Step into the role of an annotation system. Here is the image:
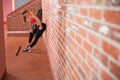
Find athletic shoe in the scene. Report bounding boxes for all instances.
[25,44,30,49]
[23,48,31,52]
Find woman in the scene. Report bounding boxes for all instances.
[22,9,46,52]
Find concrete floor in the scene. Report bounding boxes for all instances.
[3,24,53,80]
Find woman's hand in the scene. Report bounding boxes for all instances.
[30,29,33,33]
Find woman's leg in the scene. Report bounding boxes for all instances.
[23,30,40,52]
[28,32,34,43]
[23,32,34,52]
[30,23,46,48]
[23,23,46,52]
[28,25,39,43]
[30,29,44,48]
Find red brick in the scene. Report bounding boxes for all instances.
[86,0,93,5]
[79,47,86,59]
[64,19,72,27]
[83,18,92,28]
[102,40,119,61]
[78,27,87,38]
[91,72,98,80]
[76,0,83,4]
[111,28,120,43]
[75,16,83,25]
[71,41,77,50]
[77,0,92,5]
[104,10,120,25]
[66,0,75,4]
[93,0,105,5]
[88,32,101,47]
[92,22,101,32]
[58,10,62,16]
[110,61,120,79]
[81,61,91,76]
[69,13,76,21]
[89,8,102,20]
[72,71,81,80]
[92,22,111,37]
[80,8,88,16]
[71,55,78,67]
[87,55,99,71]
[61,5,67,11]
[70,30,75,38]
[76,34,82,45]
[58,0,64,4]
[100,68,114,80]
[78,66,86,79]
[83,40,92,53]
[94,49,108,67]
[105,0,120,6]
[85,76,89,80]
[69,45,75,54]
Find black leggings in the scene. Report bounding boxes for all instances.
[28,27,38,43]
[29,23,46,48]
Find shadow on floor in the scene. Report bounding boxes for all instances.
[2,73,18,80]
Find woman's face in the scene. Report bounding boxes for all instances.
[24,12,31,18]
[23,12,31,23]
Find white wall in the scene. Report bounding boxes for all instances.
[0,0,6,79]
[3,0,12,21]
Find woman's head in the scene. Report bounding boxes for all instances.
[22,9,28,15]
[21,9,31,22]
[22,9,31,17]
[21,9,28,22]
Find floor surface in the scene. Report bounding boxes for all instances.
[3,24,53,80]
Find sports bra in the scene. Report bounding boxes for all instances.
[30,18,36,23]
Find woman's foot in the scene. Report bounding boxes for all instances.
[23,46,31,52]
[23,48,31,52]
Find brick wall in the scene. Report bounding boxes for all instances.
[42,0,120,80]
[7,0,42,31]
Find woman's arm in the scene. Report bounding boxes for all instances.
[28,20,33,33]
[27,10,42,28]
